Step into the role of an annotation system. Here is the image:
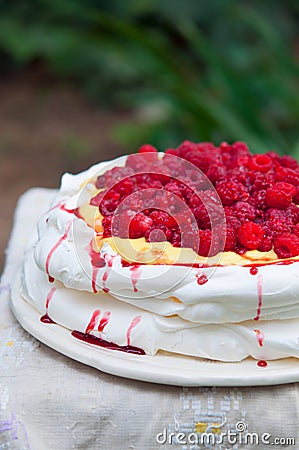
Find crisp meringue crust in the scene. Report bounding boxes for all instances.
[20,158,299,361]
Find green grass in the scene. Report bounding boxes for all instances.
[0,0,299,155]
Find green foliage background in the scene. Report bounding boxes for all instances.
[1,0,299,155]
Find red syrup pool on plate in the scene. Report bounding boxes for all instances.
[71,331,146,355]
[40,314,56,324]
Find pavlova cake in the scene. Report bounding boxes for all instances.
[20,141,299,363]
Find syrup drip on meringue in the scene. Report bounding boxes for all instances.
[254,329,264,347]
[126,315,142,346]
[85,309,101,334]
[257,360,268,368]
[45,219,72,279]
[101,254,116,293]
[196,273,208,285]
[98,311,111,332]
[91,266,99,294]
[87,239,106,293]
[254,274,263,321]
[129,265,142,292]
[250,266,258,275]
[40,287,56,324]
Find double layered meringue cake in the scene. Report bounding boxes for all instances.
[21,141,299,362]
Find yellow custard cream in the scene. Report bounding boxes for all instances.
[80,187,295,266]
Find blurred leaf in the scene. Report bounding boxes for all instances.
[0,1,299,154]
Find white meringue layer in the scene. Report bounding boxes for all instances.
[21,244,299,361]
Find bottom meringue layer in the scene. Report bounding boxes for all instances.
[21,244,299,362]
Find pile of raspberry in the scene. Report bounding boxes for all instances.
[91,141,299,259]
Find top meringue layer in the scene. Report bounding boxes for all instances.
[30,158,299,324]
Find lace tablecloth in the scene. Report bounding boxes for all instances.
[0,188,298,450]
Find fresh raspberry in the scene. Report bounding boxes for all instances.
[90,190,105,207]
[149,210,177,228]
[164,148,179,156]
[279,155,299,169]
[171,230,181,247]
[113,177,135,196]
[193,204,211,229]
[273,233,299,258]
[114,210,135,237]
[235,244,247,255]
[164,181,185,199]
[206,164,226,183]
[193,191,224,229]
[216,181,249,206]
[293,191,299,205]
[224,227,237,251]
[129,213,153,239]
[178,141,217,173]
[137,180,163,193]
[99,190,121,215]
[294,223,299,237]
[230,166,250,186]
[198,229,221,257]
[95,140,299,259]
[181,228,199,252]
[247,154,273,173]
[102,216,112,237]
[187,193,202,208]
[274,166,299,186]
[286,205,299,224]
[265,215,293,239]
[237,221,265,249]
[138,144,158,154]
[265,151,281,166]
[149,164,172,184]
[151,190,177,210]
[145,224,173,242]
[233,202,256,223]
[257,232,273,252]
[249,172,275,192]
[231,141,250,156]
[249,190,267,210]
[225,214,241,230]
[95,175,107,189]
[96,166,134,189]
[265,182,297,209]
